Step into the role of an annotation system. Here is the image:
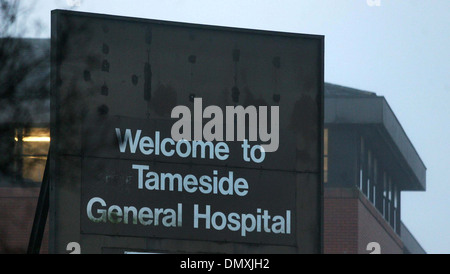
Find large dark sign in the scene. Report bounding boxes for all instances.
[50,10,323,253]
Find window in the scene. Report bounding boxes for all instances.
[383,172,387,219]
[393,185,398,232]
[387,177,392,223]
[372,158,377,205]
[367,149,372,199]
[13,127,50,184]
[359,136,364,191]
[356,136,400,233]
[379,170,401,232]
[323,128,328,183]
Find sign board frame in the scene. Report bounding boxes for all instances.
[50,9,324,254]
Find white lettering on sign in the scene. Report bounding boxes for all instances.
[85,98,295,241]
[115,129,230,160]
[132,164,248,196]
[87,197,183,227]
[85,197,291,237]
[193,204,291,237]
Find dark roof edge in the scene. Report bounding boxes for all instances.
[325,82,377,98]
[381,98,426,190]
[381,96,427,171]
[401,222,427,254]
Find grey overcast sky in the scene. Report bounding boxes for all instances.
[24,0,449,253]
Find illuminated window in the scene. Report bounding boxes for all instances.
[323,128,328,183]
[14,127,50,184]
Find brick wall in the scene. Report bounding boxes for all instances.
[324,188,359,254]
[357,195,403,254]
[0,187,49,254]
[324,187,403,254]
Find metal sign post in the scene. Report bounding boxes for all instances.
[27,151,50,254]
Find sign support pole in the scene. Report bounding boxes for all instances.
[27,150,50,254]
